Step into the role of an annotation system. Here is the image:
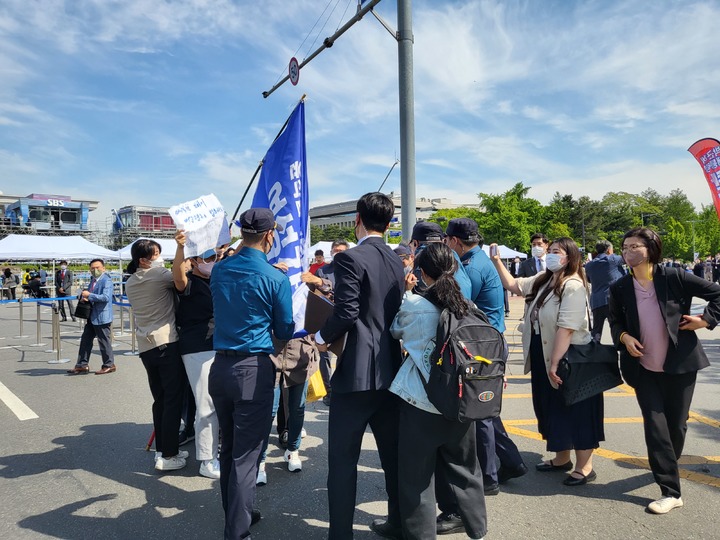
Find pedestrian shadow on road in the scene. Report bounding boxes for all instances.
[0,422,228,540]
[501,451,655,507]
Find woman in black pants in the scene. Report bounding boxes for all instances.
[390,243,486,540]
[609,227,720,514]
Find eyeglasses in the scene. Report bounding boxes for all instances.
[621,244,646,252]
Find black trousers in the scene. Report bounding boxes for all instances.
[140,342,186,459]
[476,416,525,485]
[76,322,114,368]
[319,351,333,397]
[635,366,697,498]
[209,353,275,540]
[327,390,400,540]
[591,305,609,341]
[399,402,487,540]
[57,293,75,320]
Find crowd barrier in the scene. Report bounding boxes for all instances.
[0,296,138,360]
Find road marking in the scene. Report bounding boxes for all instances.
[690,411,720,429]
[504,392,633,399]
[0,380,38,420]
[505,419,720,489]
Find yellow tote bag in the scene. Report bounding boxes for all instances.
[306,369,327,402]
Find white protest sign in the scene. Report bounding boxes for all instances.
[169,193,231,258]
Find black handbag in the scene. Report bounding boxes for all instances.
[619,355,640,388]
[557,340,622,405]
[74,301,92,320]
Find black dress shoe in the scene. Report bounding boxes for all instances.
[563,469,597,486]
[61,317,67,322]
[498,463,529,484]
[536,459,573,472]
[250,509,262,526]
[437,512,465,535]
[369,518,402,539]
[484,482,500,495]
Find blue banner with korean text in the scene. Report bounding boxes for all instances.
[251,101,309,292]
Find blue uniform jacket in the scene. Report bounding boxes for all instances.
[211,246,294,354]
[460,246,505,332]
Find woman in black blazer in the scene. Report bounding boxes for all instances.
[609,227,720,515]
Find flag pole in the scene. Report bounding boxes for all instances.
[230,95,307,224]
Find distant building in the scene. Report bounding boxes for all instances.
[310,191,478,230]
[110,205,176,249]
[0,193,98,238]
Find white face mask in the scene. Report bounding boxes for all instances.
[150,257,165,269]
[403,265,412,276]
[531,245,546,258]
[60,265,67,270]
[197,261,215,277]
[545,253,566,272]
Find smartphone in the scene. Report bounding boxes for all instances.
[489,245,498,257]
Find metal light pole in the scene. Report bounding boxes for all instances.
[397,0,416,241]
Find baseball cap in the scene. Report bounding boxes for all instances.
[445,218,481,242]
[198,248,218,260]
[394,244,412,256]
[236,208,284,234]
[411,221,444,243]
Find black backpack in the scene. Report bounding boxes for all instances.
[424,304,506,422]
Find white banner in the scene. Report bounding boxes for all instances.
[169,193,230,258]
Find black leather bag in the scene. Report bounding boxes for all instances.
[74,301,92,320]
[619,355,640,388]
[557,341,622,405]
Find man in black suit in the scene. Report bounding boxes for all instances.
[55,260,76,322]
[315,193,405,540]
[517,232,549,278]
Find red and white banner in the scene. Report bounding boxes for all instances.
[688,138,720,220]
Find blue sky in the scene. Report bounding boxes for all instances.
[1,0,719,227]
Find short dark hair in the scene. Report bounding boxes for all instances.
[331,239,350,251]
[242,231,268,246]
[530,233,549,245]
[59,260,68,265]
[89,259,104,266]
[314,250,324,257]
[622,227,662,265]
[595,240,612,254]
[357,192,394,233]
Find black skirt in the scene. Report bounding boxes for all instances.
[530,333,605,452]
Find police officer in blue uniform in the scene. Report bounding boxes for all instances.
[209,208,294,540]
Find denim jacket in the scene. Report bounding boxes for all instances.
[389,292,441,415]
[85,273,114,325]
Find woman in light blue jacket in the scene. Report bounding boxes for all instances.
[390,243,486,540]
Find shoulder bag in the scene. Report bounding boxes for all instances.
[556,287,622,405]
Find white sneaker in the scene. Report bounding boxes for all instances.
[199,458,221,479]
[284,449,302,472]
[155,455,187,471]
[301,427,307,438]
[256,462,267,486]
[647,496,683,514]
[155,450,189,461]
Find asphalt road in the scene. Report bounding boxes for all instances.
[0,295,718,540]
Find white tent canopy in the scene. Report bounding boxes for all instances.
[117,237,178,261]
[481,245,527,259]
[0,234,119,260]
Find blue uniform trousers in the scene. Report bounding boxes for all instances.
[209,353,275,540]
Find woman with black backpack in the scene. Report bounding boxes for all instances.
[389,242,486,540]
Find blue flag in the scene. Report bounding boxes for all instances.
[251,101,309,292]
